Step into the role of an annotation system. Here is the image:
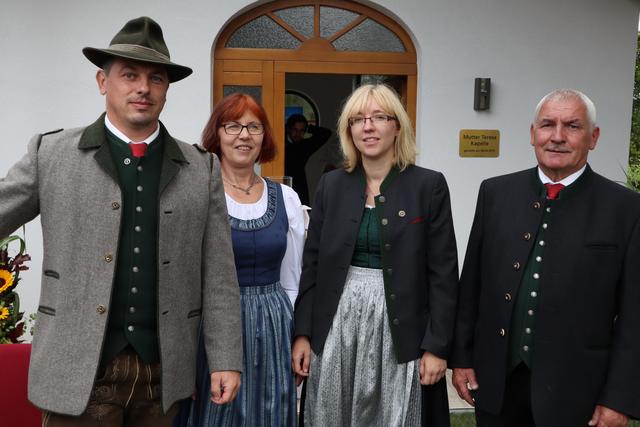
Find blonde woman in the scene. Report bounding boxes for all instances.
[292,84,458,426]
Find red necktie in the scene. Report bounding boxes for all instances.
[130,143,147,158]
[544,183,564,200]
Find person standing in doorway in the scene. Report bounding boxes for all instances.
[284,113,332,206]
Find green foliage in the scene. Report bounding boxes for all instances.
[627,163,640,192]
[0,235,31,343]
[450,411,476,426]
[630,33,640,167]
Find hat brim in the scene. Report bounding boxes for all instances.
[83,47,192,83]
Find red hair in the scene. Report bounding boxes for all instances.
[202,93,276,163]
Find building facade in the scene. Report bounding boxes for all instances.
[1,0,638,316]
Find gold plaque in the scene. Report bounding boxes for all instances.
[459,129,500,157]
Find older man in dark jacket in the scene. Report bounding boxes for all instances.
[451,89,640,427]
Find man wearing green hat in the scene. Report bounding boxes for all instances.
[0,17,241,426]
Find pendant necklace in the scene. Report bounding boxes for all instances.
[223,174,258,195]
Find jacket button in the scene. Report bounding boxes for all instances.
[513,261,521,270]
[104,253,113,262]
[504,293,512,301]
[384,243,391,251]
[386,268,393,276]
[390,293,396,300]
[523,232,531,241]
[533,202,541,209]
[96,305,106,314]
[381,218,388,226]
[378,195,386,203]
[111,202,120,210]
[499,328,506,337]
[398,210,406,217]
[393,318,400,325]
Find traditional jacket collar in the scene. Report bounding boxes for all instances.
[78,113,189,192]
[355,164,401,191]
[529,163,593,200]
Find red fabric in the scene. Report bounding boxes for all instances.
[544,183,565,200]
[0,344,42,426]
[129,142,148,158]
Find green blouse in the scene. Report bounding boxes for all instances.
[350,206,383,269]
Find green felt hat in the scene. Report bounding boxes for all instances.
[82,16,192,82]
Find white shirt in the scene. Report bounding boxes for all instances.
[104,115,160,144]
[538,165,586,187]
[224,178,305,306]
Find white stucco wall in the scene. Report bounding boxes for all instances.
[1,0,638,322]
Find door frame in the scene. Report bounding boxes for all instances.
[212,1,417,176]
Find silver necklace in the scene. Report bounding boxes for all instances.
[223,175,258,195]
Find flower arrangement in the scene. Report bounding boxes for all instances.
[0,235,31,344]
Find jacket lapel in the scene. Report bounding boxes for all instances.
[344,166,367,229]
[78,113,118,182]
[158,123,189,195]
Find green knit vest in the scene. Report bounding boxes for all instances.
[101,130,164,366]
[507,195,553,371]
[506,176,582,371]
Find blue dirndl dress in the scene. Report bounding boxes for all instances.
[187,179,297,427]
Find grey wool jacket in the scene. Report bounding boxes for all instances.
[0,115,242,415]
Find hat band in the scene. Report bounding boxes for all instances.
[108,44,170,61]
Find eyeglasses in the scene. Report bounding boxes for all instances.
[222,123,264,135]
[348,114,396,127]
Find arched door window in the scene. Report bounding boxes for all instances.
[213,0,417,176]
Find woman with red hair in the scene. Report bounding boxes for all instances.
[186,93,303,427]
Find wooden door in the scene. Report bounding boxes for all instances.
[213,1,417,176]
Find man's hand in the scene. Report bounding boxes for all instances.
[588,405,628,427]
[292,336,311,386]
[452,368,479,406]
[210,371,241,404]
[419,352,447,385]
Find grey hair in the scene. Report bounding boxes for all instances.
[534,89,597,128]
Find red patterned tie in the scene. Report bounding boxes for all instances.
[130,143,147,158]
[544,183,564,200]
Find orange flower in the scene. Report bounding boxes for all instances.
[0,306,9,321]
[0,269,14,294]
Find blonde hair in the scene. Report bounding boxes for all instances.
[337,84,417,172]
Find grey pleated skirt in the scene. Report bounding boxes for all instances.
[304,266,422,426]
